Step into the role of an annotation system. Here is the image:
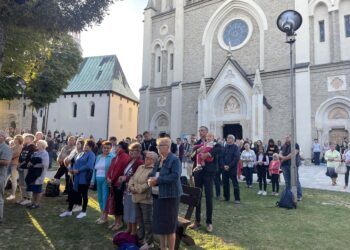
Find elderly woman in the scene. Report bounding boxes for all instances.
[60,140,96,219]
[106,141,131,231]
[129,151,157,250]
[119,143,144,235]
[6,135,23,201]
[241,141,256,188]
[25,140,49,209]
[148,137,182,250]
[90,141,114,224]
[62,138,84,213]
[325,142,341,186]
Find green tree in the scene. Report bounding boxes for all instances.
[26,34,82,109]
[0,0,113,72]
[0,25,82,109]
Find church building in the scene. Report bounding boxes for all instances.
[139,0,350,158]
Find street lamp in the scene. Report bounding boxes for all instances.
[276,10,302,200]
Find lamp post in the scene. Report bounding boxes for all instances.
[276,10,302,200]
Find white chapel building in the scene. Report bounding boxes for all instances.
[139,0,350,158]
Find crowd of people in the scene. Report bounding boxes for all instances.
[0,127,350,250]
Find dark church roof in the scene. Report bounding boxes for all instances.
[65,55,138,102]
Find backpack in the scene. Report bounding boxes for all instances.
[118,243,139,250]
[113,232,137,246]
[45,182,60,197]
[276,189,296,209]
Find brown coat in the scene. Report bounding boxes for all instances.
[128,164,154,205]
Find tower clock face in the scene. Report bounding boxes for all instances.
[223,19,249,47]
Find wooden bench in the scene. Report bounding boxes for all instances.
[175,184,202,250]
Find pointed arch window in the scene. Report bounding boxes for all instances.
[72,102,77,118]
[22,103,26,117]
[90,102,95,117]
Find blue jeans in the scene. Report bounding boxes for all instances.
[96,177,109,211]
[281,165,302,199]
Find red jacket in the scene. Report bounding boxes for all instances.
[269,160,281,175]
[107,150,131,187]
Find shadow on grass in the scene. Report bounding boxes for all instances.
[2,182,350,249]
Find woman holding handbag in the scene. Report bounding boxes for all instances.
[324,142,341,186]
[119,143,144,235]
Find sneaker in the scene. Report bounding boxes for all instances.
[206,224,213,233]
[20,199,32,206]
[140,243,154,250]
[189,222,201,230]
[274,193,279,196]
[6,195,16,201]
[271,192,276,196]
[262,191,267,196]
[76,212,87,219]
[72,205,82,213]
[16,199,25,205]
[257,190,263,195]
[344,185,348,189]
[59,211,72,217]
[297,197,302,202]
[234,200,241,204]
[27,204,39,209]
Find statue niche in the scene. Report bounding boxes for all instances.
[224,96,240,114]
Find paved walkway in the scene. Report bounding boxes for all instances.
[297,164,350,193]
[46,164,350,193]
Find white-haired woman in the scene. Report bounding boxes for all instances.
[148,137,182,250]
[26,140,49,209]
[128,151,158,250]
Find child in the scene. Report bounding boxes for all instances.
[193,133,215,172]
[269,153,281,196]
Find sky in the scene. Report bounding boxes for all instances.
[80,0,148,98]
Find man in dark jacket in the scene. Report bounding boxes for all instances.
[141,131,158,158]
[222,134,241,203]
[190,126,222,233]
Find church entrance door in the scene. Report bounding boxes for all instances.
[223,124,243,140]
[329,129,349,145]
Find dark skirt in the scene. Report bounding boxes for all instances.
[326,167,338,178]
[152,196,180,235]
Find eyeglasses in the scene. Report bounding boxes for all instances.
[145,156,153,160]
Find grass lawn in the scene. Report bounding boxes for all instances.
[1,180,350,250]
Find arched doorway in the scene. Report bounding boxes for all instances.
[315,97,350,144]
